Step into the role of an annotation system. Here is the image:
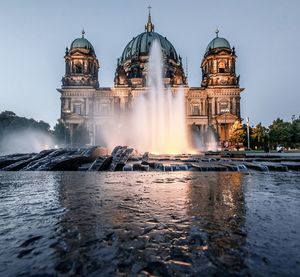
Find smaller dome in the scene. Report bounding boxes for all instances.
[205,33,231,54]
[70,31,95,54]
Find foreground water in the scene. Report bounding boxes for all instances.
[0,172,299,276]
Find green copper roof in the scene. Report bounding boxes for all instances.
[205,37,231,53]
[120,31,178,63]
[120,9,179,63]
[70,35,95,54]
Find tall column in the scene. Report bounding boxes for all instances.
[237,97,241,118]
[92,95,96,145]
[213,60,217,74]
[208,98,212,125]
[215,121,219,138]
[120,94,127,111]
[84,98,87,115]
[186,99,190,116]
[86,98,90,115]
[232,97,236,115]
[69,99,73,112]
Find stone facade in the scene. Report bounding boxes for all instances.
[58,15,244,147]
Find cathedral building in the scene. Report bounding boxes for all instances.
[57,11,244,148]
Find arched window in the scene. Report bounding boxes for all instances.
[100,104,110,116]
[219,101,230,114]
[218,61,226,73]
[75,62,83,74]
[192,105,200,116]
[74,104,82,115]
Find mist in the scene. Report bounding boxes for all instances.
[95,41,191,154]
[0,129,55,155]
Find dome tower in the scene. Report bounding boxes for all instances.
[201,29,239,88]
[114,9,186,87]
[196,29,244,147]
[62,30,99,88]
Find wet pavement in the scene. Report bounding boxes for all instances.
[0,171,299,276]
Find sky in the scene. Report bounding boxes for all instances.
[0,0,299,128]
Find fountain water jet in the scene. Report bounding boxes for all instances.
[128,40,190,154]
[191,125,219,152]
[100,41,220,154]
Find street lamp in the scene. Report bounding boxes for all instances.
[62,109,71,147]
[246,117,250,150]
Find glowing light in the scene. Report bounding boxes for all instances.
[97,41,217,154]
[121,40,191,154]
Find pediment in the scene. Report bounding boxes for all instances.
[216,113,238,122]
[218,50,231,55]
[65,112,83,120]
[69,51,89,58]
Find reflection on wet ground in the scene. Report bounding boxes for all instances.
[0,172,299,276]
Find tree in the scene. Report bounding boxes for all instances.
[0,111,50,134]
[269,118,292,148]
[251,123,268,149]
[0,110,54,153]
[229,120,246,150]
[290,119,300,148]
[0,111,17,141]
[36,120,51,132]
[72,124,90,147]
[53,120,69,146]
[0,111,16,118]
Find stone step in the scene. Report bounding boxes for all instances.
[280,162,300,171]
[242,162,269,172]
[261,163,288,171]
[191,163,228,172]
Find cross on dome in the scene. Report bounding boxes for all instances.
[145,6,154,32]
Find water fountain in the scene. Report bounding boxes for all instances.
[128,40,190,154]
[99,40,190,154]
[100,40,219,154]
[191,125,219,152]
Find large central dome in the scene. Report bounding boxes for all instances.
[120,10,179,63]
[121,31,179,63]
[115,10,186,87]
